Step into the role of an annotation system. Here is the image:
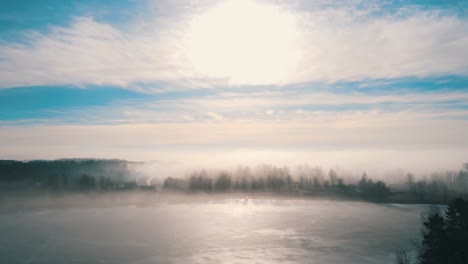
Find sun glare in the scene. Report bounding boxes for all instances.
[185,0,300,85]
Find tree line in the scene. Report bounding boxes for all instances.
[0,159,140,191]
[1,160,467,204]
[164,166,391,202]
[405,170,468,204]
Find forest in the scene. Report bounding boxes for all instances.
[1,159,467,204]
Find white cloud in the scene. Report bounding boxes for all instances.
[12,90,465,125]
[293,10,468,82]
[0,17,199,88]
[0,1,467,88]
[136,90,468,122]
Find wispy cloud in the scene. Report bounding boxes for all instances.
[2,87,467,124]
[83,90,468,123]
[1,1,468,89]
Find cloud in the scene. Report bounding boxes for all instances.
[0,1,467,89]
[293,10,468,82]
[3,88,465,125]
[118,90,468,123]
[0,17,197,88]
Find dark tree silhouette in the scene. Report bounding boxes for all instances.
[214,172,232,192]
[444,198,468,264]
[78,174,96,190]
[419,211,447,264]
[416,198,468,264]
[357,172,390,201]
[397,198,468,264]
[164,177,186,191]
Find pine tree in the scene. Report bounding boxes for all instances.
[445,198,466,232]
[399,198,468,264]
[444,198,468,264]
[419,211,447,264]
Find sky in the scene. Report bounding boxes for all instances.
[1,0,467,174]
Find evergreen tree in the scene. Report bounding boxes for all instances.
[444,198,468,264]
[418,198,468,264]
[419,211,447,264]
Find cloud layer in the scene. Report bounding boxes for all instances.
[1,1,468,89]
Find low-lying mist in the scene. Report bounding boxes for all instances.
[1,159,467,208]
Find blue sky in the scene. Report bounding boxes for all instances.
[0,0,467,172]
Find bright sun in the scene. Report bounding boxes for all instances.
[185,0,300,85]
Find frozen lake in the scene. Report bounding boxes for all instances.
[0,198,433,264]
